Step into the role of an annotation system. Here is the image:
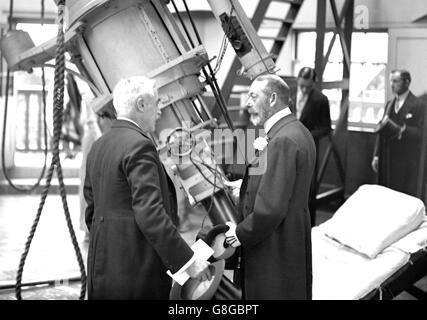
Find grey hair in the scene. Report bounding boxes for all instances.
[112,76,157,116]
[254,74,291,106]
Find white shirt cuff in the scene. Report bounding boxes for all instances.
[166,239,213,285]
[225,222,242,247]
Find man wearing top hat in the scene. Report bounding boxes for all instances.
[224,74,316,299]
[372,69,426,197]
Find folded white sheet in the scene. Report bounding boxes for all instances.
[312,227,410,300]
[321,185,425,258]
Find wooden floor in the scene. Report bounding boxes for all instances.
[0,193,425,300]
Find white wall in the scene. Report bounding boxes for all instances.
[293,0,427,29]
[387,28,427,98]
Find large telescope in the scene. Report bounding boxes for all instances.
[0,0,276,226]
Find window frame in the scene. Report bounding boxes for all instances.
[293,28,389,132]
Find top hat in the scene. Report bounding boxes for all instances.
[204,224,236,261]
[170,260,225,300]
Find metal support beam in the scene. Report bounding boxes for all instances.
[312,0,354,224]
[321,0,351,76]
[334,0,353,134]
[329,0,351,72]
[314,0,326,83]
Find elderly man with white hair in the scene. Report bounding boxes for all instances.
[84,76,210,300]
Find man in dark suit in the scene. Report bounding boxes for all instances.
[84,76,211,299]
[294,67,331,139]
[225,74,316,299]
[372,69,426,197]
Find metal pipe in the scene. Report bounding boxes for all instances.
[204,189,238,225]
[0,277,81,291]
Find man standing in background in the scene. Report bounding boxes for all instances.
[294,67,331,139]
[372,69,426,198]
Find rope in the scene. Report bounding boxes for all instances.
[1,70,46,192]
[0,69,49,193]
[43,63,101,96]
[0,0,48,192]
[15,1,86,300]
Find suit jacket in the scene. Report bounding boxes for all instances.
[236,113,316,300]
[84,119,193,299]
[292,88,331,139]
[373,92,425,197]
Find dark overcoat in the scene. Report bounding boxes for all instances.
[84,119,193,299]
[236,113,316,300]
[373,92,425,197]
[292,88,331,139]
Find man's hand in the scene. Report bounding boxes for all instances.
[225,222,241,248]
[372,156,379,173]
[398,123,406,140]
[186,258,212,282]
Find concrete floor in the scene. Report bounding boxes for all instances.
[0,192,425,300]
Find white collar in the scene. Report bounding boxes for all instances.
[264,107,292,134]
[397,90,410,102]
[116,116,141,129]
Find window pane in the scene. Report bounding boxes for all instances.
[28,93,40,150]
[349,63,386,126]
[325,32,343,62]
[322,89,342,123]
[15,93,27,151]
[294,31,388,131]
[365,33,388,63]
[323,62,343,82]
[296,32,316,64]
[14,23,56,153]
[351,32,366,63]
